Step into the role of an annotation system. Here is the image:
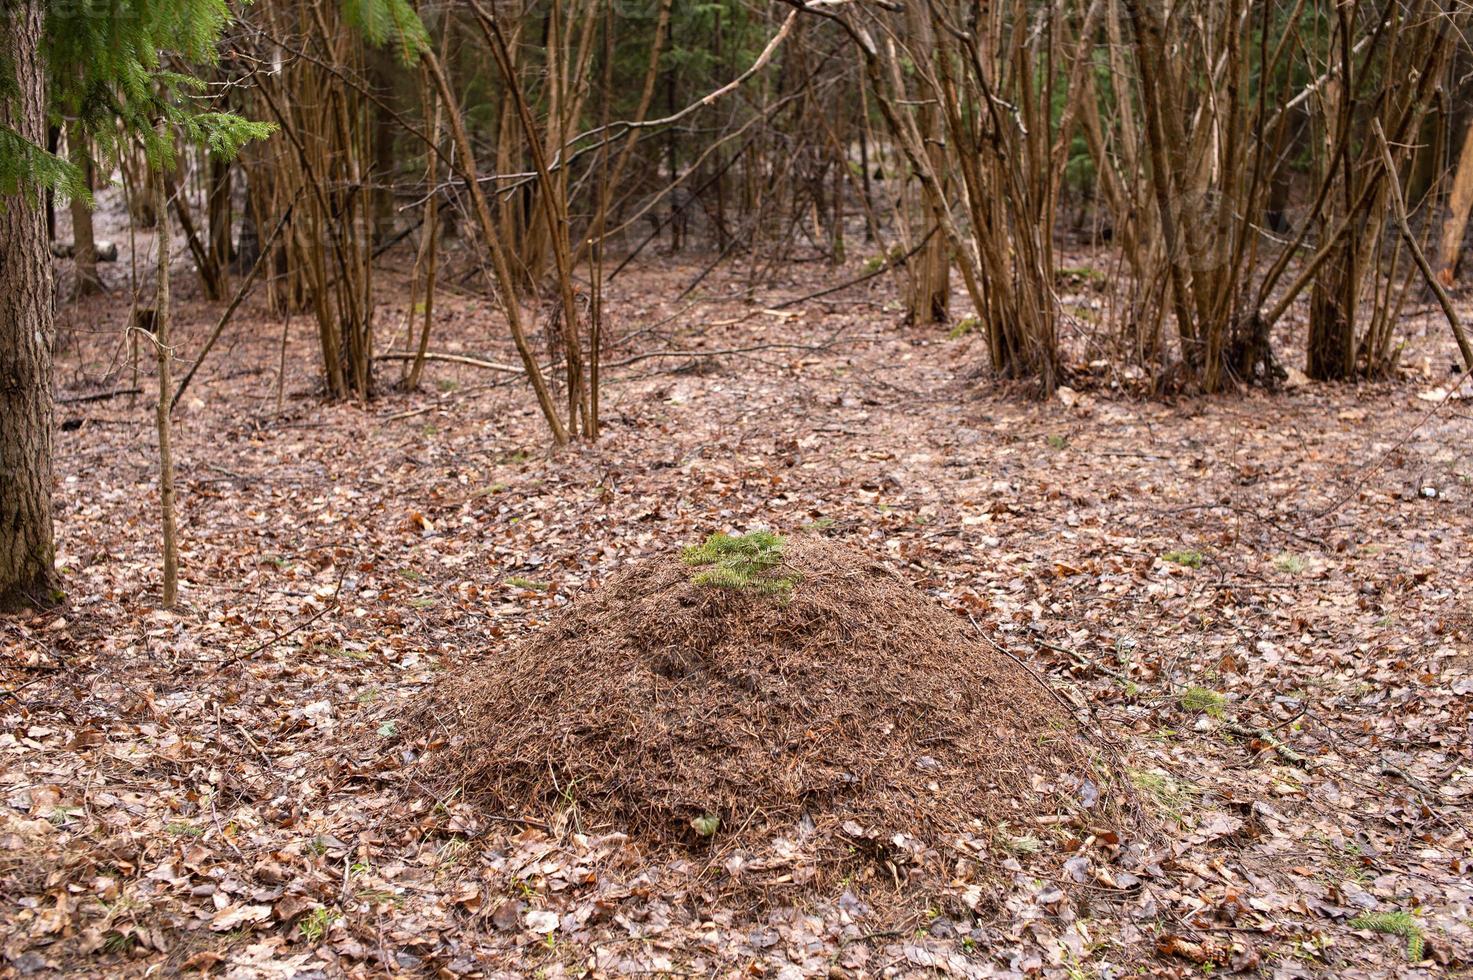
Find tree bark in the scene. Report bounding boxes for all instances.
[0,0,61,610]
[154,159,179,607]
[67,121,101,296]
[207,153,234,277]
[904,226,950,325]
[1307,251,1356,379]
[1437,120,1473,285]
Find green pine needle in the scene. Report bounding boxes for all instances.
[1351,911,1425,962]
[1179,686,1227,717]
[683,531,798,597]
[2,0,280,197]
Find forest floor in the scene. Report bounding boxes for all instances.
[3,235,1473,978]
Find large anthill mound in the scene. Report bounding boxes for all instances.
[410,533,1101,848]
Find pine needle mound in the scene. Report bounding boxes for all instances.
[411,534,1099,849]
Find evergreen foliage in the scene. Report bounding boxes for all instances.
[2,0,427,199]
[1178,686,1227,717]
[342,0,429,64]
[0,126,85,199]
[683,531,798,596]
[1350,911,1426,962]
[0,0,270,198]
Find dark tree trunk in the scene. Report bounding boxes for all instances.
[0,0,61,609]
[1307,249,1357,380]
[44,123,58,242]
[368,47,398,244]
[904,228,950,325]
[207,153,234,273]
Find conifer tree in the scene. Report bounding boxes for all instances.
[1,0,55,609]
[0,0,272,607]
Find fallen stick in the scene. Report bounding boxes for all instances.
[600,323,853,370]
[374,350,526,373]
[57,387,141,404]
[768,225,938,310]
[1224,724,1314,768]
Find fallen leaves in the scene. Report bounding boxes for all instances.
[4,253,1471,977]
[209,904,272,932]
[522,909,559,935]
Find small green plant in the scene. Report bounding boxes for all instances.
[377,721,398,738]
[437,837,470,865]
[1331,839,1372,884]
[1179,686,1227,717]
[1350,911,1425,962]
[690,813,720,837]
[1129,769,1198,820]
[1163,549,1205,568]
[682,531,798,596]
[1056,265,1106,284]
[1046,433,1069,450]
[506,576,550,591]
[948,316,980,339]
[355,888,402,908]
[298,906,339,943]
[47,805,82,826]
[1274,552,1307,574]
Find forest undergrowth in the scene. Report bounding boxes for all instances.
[2,232,1472,977]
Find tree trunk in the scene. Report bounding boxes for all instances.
[67,122,101,296]
[0,0,60,610]
[1437,120,1473,285]
[163,167,226,301]
[1307,249,1357,379]
[904,227,950,325]
[154,159,179,607]
[207,153,234,275]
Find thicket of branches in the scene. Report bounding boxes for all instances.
[8,0,1473,609]
[64,0,1473,425]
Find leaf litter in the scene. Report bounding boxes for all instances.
[2,250,1472,976]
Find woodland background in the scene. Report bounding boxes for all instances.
[2,0,1473,976]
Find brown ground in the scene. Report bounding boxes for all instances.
[1,211,1472,977]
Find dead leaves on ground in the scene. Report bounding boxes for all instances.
[4,257,1472,976]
